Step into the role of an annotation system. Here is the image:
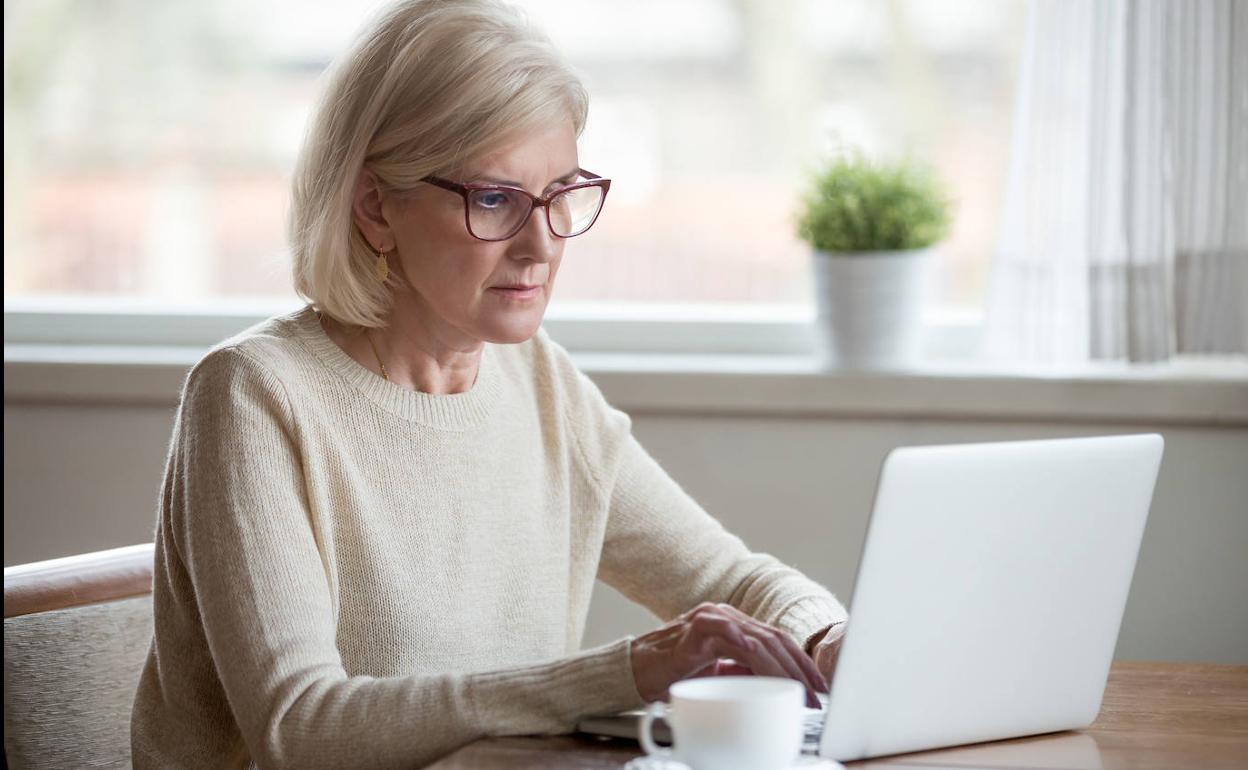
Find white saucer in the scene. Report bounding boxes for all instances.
[793,759,847,769]
[622,756,846,770]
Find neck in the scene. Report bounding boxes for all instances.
[321,308,483,395]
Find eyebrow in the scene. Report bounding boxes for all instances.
[468,168,580,190]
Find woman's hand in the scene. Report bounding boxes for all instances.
[629,602,829,708]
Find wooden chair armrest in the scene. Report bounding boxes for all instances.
[4,543,154,619]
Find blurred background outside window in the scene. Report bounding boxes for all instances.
[4,0,1026,320]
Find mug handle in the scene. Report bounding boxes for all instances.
[639,701,673,759]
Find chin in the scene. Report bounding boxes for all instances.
[484,312,544,344]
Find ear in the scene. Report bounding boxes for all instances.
[351,168,392,252]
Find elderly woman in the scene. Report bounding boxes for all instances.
[130,0,847,767]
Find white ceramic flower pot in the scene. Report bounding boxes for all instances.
[811,247,933,370]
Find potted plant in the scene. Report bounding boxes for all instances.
[796,149,953,369]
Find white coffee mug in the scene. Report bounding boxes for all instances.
[639,676,805,770]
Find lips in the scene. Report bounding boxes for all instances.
[494,285,540,290]
[488,284,542,300]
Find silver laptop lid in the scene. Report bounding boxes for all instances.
[821,434,1163,761]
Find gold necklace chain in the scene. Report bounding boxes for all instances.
[365,328,389,381]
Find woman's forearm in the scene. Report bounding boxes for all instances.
[222,638,643,770]
[134,636,644,770]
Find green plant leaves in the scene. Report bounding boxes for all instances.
[796,150,953,253]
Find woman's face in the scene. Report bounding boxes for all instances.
[380,119,579,347]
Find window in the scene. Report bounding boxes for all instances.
[5,0,1025,323]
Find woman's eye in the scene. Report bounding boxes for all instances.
[475,192,510,209]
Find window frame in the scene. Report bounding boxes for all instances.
[2,299,984,359]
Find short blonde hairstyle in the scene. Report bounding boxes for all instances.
[289,0,590,328]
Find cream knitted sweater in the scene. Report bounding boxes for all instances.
[129,304,848,769]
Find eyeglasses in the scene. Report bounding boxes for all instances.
[422,168,611,242]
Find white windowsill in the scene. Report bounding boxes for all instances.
[5,343,1246,427]
[5,299,1245,425]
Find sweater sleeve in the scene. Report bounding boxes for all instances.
[157,347,644,770]
[556,352,849,652]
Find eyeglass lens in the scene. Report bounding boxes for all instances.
[467,185,604,240]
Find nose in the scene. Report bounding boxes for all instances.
[510,204,559,262]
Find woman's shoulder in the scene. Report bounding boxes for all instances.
[516,327,633,485]
[219,304,314,360]
[517,325,629,428]
[515,324,586,394]
[181,306,315,403]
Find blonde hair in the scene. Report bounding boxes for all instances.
[288,0,589,328]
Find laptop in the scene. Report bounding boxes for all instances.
[577,433,1164,762]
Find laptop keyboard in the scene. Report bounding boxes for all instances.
[801,695,829,753]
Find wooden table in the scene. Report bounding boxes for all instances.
[428,662,1248,769]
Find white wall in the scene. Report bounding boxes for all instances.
[583,415,1248,665]
[5,372,1247,664]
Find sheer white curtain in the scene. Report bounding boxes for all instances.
[986,0,1247,363]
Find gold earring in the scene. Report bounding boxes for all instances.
[374,247,390,282]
